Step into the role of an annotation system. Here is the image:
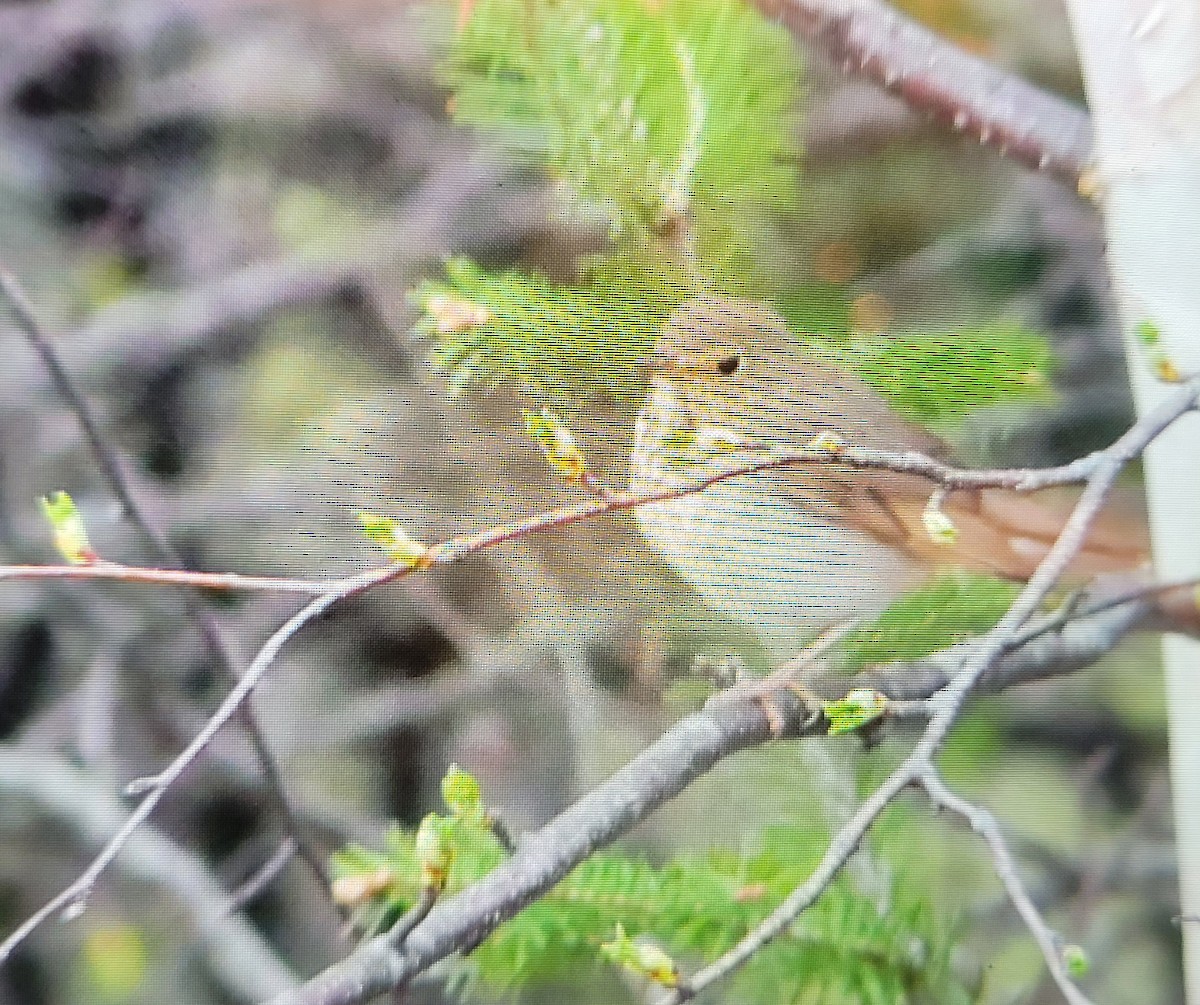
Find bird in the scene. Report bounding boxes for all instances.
[629,295,1149,657]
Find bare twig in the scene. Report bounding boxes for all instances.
[225,838,300,915]
[0,592,339,965]
[0,751,299,1001]
[387,888,439,947]
[1,266,333,898]
[923,772,1094,1005]
[752,0,1094,188]
[0,437,1119,594]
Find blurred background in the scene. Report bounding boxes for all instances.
[0,0,1181,1003]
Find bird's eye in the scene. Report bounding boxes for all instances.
[715,354,741,376]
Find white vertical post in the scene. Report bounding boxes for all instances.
[1063,2,1200,999]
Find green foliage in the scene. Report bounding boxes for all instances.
[447,0,801,242]
[413,255,684,403]
[841,571,1020,670]
[824,688,889,736]
[39,490,97,565]
[419,0,807,404]
[835,322,1057,433]
[423,0,1055,433]
[332,770,970,1004]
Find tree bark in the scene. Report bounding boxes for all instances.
[1063,3,1200,1000]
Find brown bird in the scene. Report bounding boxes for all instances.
[629,296,1149,655]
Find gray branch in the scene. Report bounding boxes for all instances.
[753,0,1094,186]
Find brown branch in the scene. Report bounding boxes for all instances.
[752,0,1094,188]
[0,437,1112,594]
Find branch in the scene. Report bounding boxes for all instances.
[0,436,1115,594]
[265,375,1195,1004]
[0,592,339,965]
[0,751,300,1002]
[0,268,332,897]
[672,372,1199,1002]
[923,772,1094,1005]
[1,371,1195,976]
[752,0,1094,188]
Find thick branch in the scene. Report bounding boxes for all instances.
[674,373,1199,1002]
[752,0,1094,187]
[267,584,1177,1005]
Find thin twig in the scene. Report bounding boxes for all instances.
[0,592,339,965]
[0,266,331,894]
[0,751,300,1000]
[0,438,1114,594]
[923,771,1095,1005]
[388,888,439,947]
[225,838,300,915]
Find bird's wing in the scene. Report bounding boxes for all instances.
[775,461,1149,581]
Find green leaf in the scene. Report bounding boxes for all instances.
[39,491,97,565]
[823,688,888,735]
[837,322,1057,432]
[841,570,1020,670]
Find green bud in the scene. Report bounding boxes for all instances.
[39,491,97,565]
[523,408,587,480]
[600,924,680,988]
[1062,944,1090,978]
[823,688,888,736]
[357,511,430,568]
[414,814,455,892]
[441,763,483,820]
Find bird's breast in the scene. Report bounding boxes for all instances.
[634,472,919,655]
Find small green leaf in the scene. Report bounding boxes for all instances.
[823,688,888,735]
[1062,943,1090,978]
[1135,319,1163,348]
[523,407,588,480]
[442,763,484,820]
[357,511,430,568]
[39,491,97,565]
[600,923,681,988]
